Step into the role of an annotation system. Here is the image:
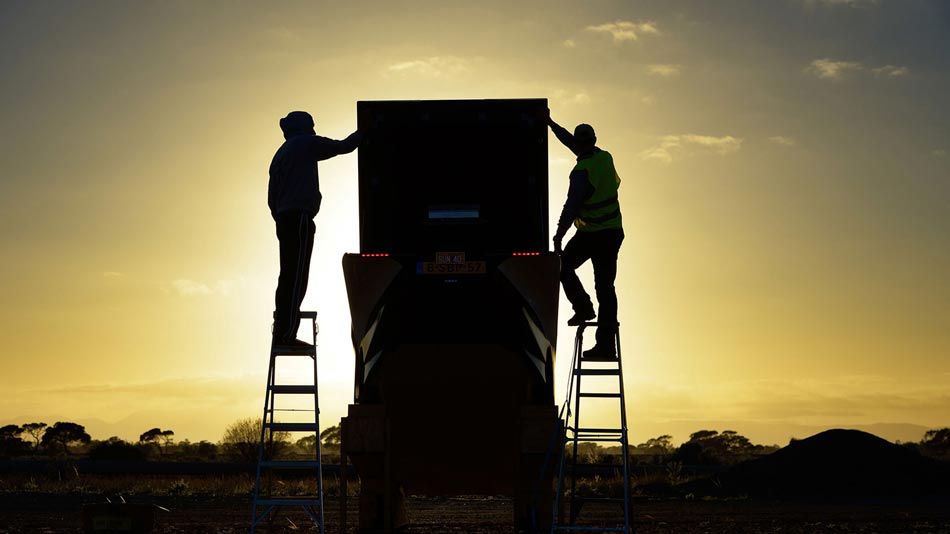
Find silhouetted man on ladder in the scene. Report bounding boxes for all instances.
[548,112,624,360]
[268,111,361,349]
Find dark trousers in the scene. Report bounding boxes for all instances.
[560,228,624,346]
[273,211,315,341]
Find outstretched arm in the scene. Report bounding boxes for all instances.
[310,129,363,161]
[548,115,580,156]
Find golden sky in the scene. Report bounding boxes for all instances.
[1,0,948,446]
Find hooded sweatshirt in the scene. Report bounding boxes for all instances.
[267,132,360,217]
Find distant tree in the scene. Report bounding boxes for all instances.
[566,441,605,464]
[40,422,91,456]
[922,428,950,447]
[689,430,719,442]
[920,428,950,459]
[718,430,753,454]
[678,430,723,464]
[675,429,767,465]
[196,440,218,460]
[673,441,707,465]
[321,424,341,448]
[296,435,317,450]
[88,437,147,461]
[21,423,47,452]
[139,428,175,456]
[0,424,30,457]
[221,417,289,463]
[635,434,674,455]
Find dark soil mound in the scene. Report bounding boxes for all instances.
[714,429,950,500]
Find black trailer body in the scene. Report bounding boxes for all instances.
[356,98,550,255]
[341,99,560,532]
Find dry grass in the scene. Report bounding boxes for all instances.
[0,472,358,498]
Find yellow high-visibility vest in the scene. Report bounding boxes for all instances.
[574,150,622,232]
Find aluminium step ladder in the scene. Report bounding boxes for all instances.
[251,311,326,533]
[552,322,631,533]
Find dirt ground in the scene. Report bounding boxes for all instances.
[2,493,950,533]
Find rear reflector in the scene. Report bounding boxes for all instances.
[360,253,390,257]
[512,252,541,256]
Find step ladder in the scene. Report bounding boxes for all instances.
[251,311,325,533]
[552,322,631,533]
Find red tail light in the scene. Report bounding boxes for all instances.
[360,253,390,257]
[512,251,542,256]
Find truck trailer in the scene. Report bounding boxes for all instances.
[340,99,561,531]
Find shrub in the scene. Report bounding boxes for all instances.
[221,417,289,463]
[87,438,147,461]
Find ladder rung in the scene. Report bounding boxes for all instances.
[570,431,626,442]
[573,369,620,376]
[299,311,318,319]
[571,497,626,504]
[554,527,627,532]
[577,392,621,398]
[571,432,625,439]
[271,346,316,356]
[253,496,322,506]
[265,422,320,432]
[574,321,619,327]
[569,428,627,434]
[270,385,318,394]
[259,460,322,469]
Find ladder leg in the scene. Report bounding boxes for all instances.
[616,328,631,533]
[554,322,630,533]
[568,326,585,525]
[251,313,325,533]
[251,353,277,532]
[312,316,326,534]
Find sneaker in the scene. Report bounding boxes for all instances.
[567,309,596,326]
[582,344,617,361]
[272,338,314,351]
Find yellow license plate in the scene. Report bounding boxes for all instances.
[419,261,486,274]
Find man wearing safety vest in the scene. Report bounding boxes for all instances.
[548,112,624,360]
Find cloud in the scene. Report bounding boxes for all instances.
[551,89,591,106]
[806,59,910,81]
[101,271,126,279]
[769,136,797,147]
[872,65,910,78]
[640,134,743,163]
[171,279,212,296]
[169,278,239,297]
[647,64,681,77]
[680,135,744,154]
[386,56,472,78]
[585,20,660,43]
[806,58,863,80]
[562,39,576,48]
[639,147,675,164]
